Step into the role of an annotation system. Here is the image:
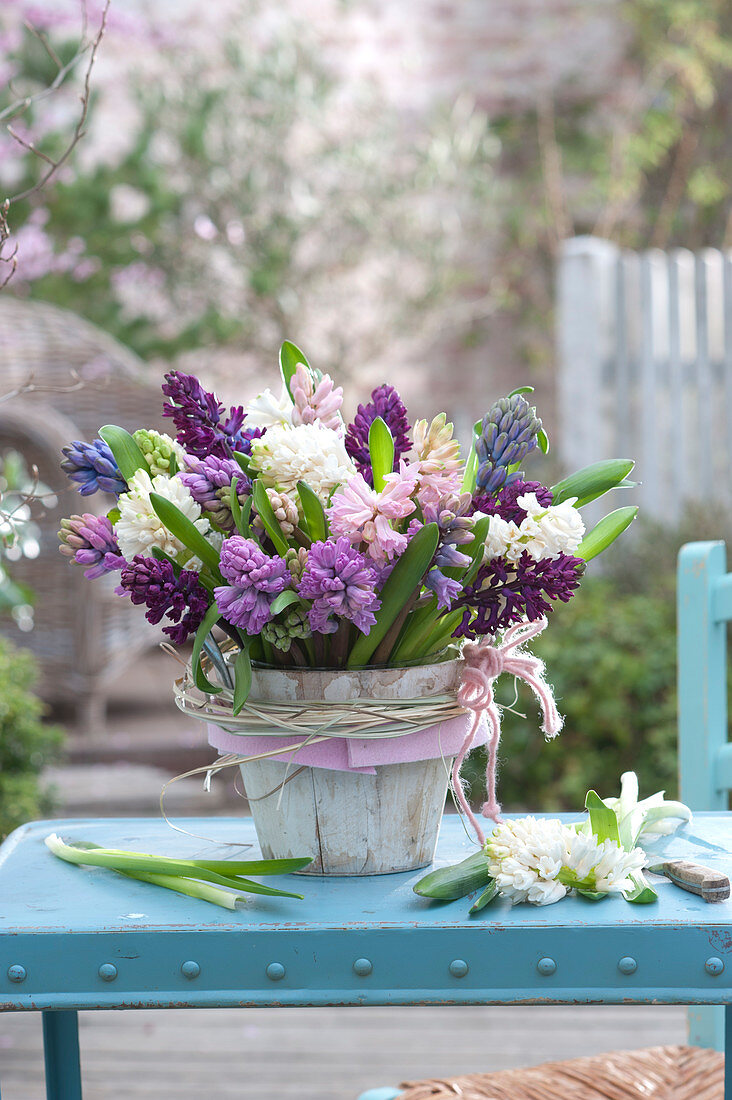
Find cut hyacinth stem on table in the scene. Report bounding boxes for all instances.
[44,836,310,904]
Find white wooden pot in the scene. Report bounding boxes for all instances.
[236,661,463,876]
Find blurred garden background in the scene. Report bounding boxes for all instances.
[1,0,731,1094]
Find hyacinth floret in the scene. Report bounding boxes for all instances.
[162,370,262,459]
[291,363,344,433]
[58,513,125,579]
[178,455,251,532]
[118,555,209,644]
[60,439,126,496]
[328,467,417,562]
[133,429,187,478]
[476,394,542,494]
[454,551,583,638]
[472,479,553,523]
[413,414,461,476]
[421,492,474,610]
[214,536,289,634]
[261,605,312,652]
[298,536,382,635]
[345,384,411,485]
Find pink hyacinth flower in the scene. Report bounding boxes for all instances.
[291,363,344,433]
[328,468,418,562]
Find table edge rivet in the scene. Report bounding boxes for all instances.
[7,965,26,983]
[353,958,373,977]
[98,963,118,982]
[537,957,556,976]
[706,956,725,976]
[618,956,637,975]
[449,959,469,978]
[181,960,200,979]
[266,962,286,981]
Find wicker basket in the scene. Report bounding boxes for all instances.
[396,1045,723,1100]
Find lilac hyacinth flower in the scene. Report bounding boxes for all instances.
[162,370,262,460]
[475,395,542,494]
[344,384,411,486]
[421,493,473,611]
[60,439,126,496]
[58,513,125,579]
[178,455,251,530]
[214,536,289,634]
[119,556,210,644]
[453,551,583,639]
[297,536,382,635]
[472,479,553,523]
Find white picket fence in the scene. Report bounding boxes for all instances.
[557,236,732,520]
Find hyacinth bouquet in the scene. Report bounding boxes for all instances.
[58,341,638,711]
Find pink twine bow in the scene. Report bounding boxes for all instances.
[451,616,563,845]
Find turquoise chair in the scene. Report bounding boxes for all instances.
[678,540,732,1050]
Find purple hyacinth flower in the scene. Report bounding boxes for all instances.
[60,439,126,496]
[297,536,382,635]
[345,383,411,486]
[472,480,553,523]
[178,455,251,530]
[214,536,289,634]
[453,551,583,639]
[162,370,262,460]
[58,513,125,579]
[119,555,210,644]
[424,567,462,611]
[475,394,542,494]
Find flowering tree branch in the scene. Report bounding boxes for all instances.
[0,0,110,286]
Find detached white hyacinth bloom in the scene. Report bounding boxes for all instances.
[116,470,209,561]
[251,423,356,503]
[601,771,692,845]
[485,816,646,906]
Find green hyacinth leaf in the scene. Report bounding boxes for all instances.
[279,340,310,400]
[99,424,148,484]
[233,450,252,475]
[369,417,395,492]
[469,880,499,912]
[537,427,550,455]
[623,871,659,904]
[297,480,328,543]
[270,589,301,616]
[585,790,620,845]
[149,493,223,580]
[191,602,224,694]
[233,643,253,715]
[347,522,439,668]
[414,851,492,900]
[577,506,639,562]
[251,480,290,556]
[551,459,635,508]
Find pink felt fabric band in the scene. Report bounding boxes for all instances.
[207,712,480,775]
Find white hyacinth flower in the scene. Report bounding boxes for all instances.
[479,492,585,564]
[250,422,356,503]
[485,816,646,906]
[245,383,294,429]
[600,771,692,847]
[116,470,210,561]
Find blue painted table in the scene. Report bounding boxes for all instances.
[2,813,732,1099]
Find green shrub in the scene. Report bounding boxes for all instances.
[0,636,64,840]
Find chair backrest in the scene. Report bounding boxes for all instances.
[677,540,731,810]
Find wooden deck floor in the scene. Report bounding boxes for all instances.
[1,1005,686,1099]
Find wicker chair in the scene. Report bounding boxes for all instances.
[389,1045,723,1100]
[0,297,167,730]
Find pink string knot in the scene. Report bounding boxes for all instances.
[450,617,564,846]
